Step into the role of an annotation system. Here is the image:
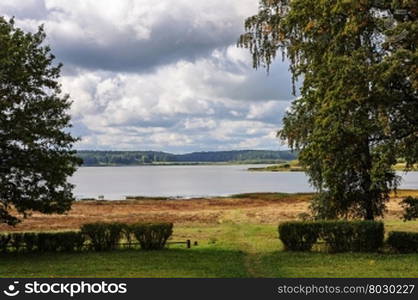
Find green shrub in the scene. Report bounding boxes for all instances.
[0,234,11,253]
[37,233,62,252]
[132,223,173,250]
[401,197,418,221]
[59,232,86,251]
[121,224,135,248]
[320,221,384,252]
[319,221,354,252]
[278,220,384,252]
[278,222,320,251]
[10,233,25,252]
[387,231,418,253]
[23,233,38,252]
[81,222,124,251]
[36,232,84,252]
[351,221,384,252]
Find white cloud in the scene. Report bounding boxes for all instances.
[3,0,296,152]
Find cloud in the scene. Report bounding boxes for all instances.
[3,0,296,152]
[61,47,292,151]
[0,0,48,20]
[6,0,259,72]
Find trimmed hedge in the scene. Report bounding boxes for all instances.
[0,232,86,252]
[278,221,320,251]
[80,222,124,251]
[0,234,11,253]
[38,232,85,252]
[81,222,174,251]
[132,223,173,250]
[0,222,174,253]
[23,233,38,252]
[387,231,418,253]
[278,220,384,252]
[121,223,135,248]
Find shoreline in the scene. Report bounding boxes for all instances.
[2,190,418,233]
[249,161,418,172]
[79,161,286,167]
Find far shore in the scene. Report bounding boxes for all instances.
[79,161,284,167]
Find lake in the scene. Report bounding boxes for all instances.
[69,165,418,200]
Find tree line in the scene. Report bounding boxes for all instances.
[77,150,297,166]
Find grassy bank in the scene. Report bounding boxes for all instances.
[1,191,418,278]
[248,160,302,172]
[249,160,418,172]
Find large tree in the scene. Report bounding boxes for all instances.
[239,0,417,219]
[0,18,81,225]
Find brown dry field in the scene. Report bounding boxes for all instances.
[2,190,418,232]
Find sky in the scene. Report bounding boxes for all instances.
[1,0,296,152]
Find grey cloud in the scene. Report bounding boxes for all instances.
[7,0,255,72]
[4,0,296,152]
[0,0,48,20]
[53,15,240,72]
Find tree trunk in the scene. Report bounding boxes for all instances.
[365,199,374,220]
[361,137,374,220]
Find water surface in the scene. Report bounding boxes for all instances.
[69,165,418,200]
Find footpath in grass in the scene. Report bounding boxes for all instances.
[0,222,418,278]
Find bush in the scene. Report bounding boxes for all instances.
[387,231,418,253]
[23,233,38,252]
[400,197,418,221]
[278,220,384,252]
[37,233,62,252]
[320,221,384,252]
[0,234,11,253]
[81,222,124,251]
[10,233,25,252]
[132,223,173,250]
[0,232,84,253]
[0,222,175,253]
[36,232,85,252]
[121,224,135,248]
[278,222,320,251]
[58,232,85,252]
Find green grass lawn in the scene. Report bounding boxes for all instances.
[1,222,417,278]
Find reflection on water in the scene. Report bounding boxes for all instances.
[69,165,418,200]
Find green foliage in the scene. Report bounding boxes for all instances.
[320,221,384,253]
[37,232,85,252]
[23,233,38,252]
[37,233,63,252]
[10,233,24,252]
[387,231,418,253]
[0,17,81,225]
[0,234,11,253]
[57,232,85,252]
[77,150,296,166]
[81,222,124,251]
[121,224,135,248]
[0,222,174,253]
[278,222,320,251]
[239,0,418,220]
[400,197,418,221]
[0,231,85,252]
[278,221,384,252]
[132,223,173,250]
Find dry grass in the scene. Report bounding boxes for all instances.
[1,190,417,232]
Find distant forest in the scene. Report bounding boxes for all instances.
[77,150,297,166]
